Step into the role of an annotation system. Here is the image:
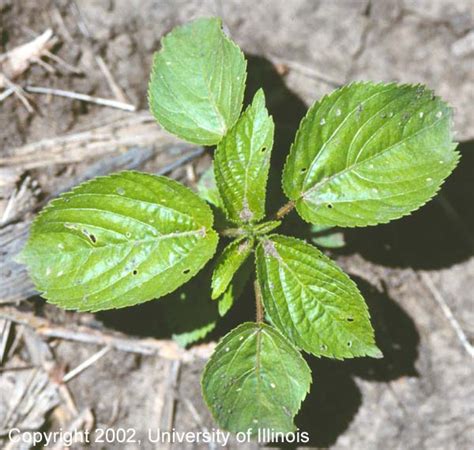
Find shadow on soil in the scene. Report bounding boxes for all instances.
[288,276,420,448]
[341,139,474,270]
[97,55,473,447]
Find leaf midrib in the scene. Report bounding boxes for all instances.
[32,228,207,256]
[264,241,371,352]
[301,84,399,189]
[301,115,446,199]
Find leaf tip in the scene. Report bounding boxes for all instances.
[368,345,384,359]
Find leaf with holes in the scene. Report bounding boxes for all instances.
[148,17,247,145]
[18,171,218,312]
[202,322,311,434]
[214,89,274,223]
[211,238,253,299]
[282,82,459,227]
[256,234,381,359]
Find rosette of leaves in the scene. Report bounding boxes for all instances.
[19,17,459,436]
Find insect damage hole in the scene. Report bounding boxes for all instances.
[347,316,354,322]
[183,268,191,274]
[132,269,138,276]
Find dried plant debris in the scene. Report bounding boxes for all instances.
[0,368,60,442]
[0,29,56,88]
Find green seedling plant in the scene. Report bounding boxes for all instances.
[19,17,459,436]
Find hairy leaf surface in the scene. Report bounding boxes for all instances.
[202,322,311,434]
[211,239,253,299]
[256,235,381,359]
[19,171,218,311]
[214,89,274,223]
[283,82,459,227]
[148,17,246,145]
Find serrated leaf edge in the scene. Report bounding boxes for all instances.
[214,88,274,224]
[147,17,247,146]
[201,322,312,433]
[256,234,382,359]
[282,81,460,228]
[19,171,219,312]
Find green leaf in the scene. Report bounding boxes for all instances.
[211,238,253,299]
[197,163,233,231]
[255,234,381,359]
[218,289,234,318]
[217,257,253,317]
[282,82,459,227]
[202,322,311,434]
[197,163,224,210]
[166,257,252,346]
[310,224,346,249]
[148,17,247,145]
[214,89,274,223]
[312,232,345,249]
[19,171,218,312]
[253,220,281,236]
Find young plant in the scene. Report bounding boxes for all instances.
[19,17,459,435]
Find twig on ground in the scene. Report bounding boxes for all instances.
[0,319,12,364]
[161,360,181,450]
[50,7,74,42]
[0,364,35,373]
[95,56,130,104]
[51,409,94,450]
[266,52,344,87]
[58,384,79,417]
[31,56,56,74]
[157,147,205,176]
[0,307,215,362]
[0,76,34,113]
[419,272,474,358]
[183,398,217,450]
[70,0,131,103]
[1,175,32,226]
[6,324,24,360]
[0,87,14,102]
[25,85,136,111]
[108,397,122,426]
[3,367,38,426]
[62,345,112,383]
[0,29,55,87]
[43,50,83,75]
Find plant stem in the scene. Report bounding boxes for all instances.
[274,200,295,220]
[254,280,264,323]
